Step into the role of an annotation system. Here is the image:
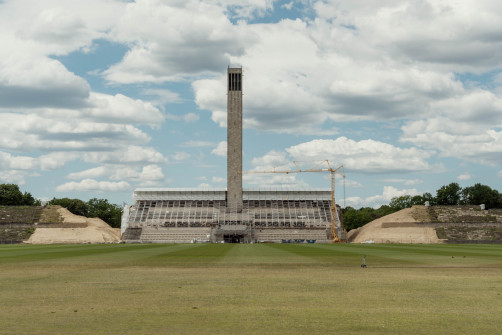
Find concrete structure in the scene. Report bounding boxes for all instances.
[122,188,334,243]
[121,67,341,243]
[227,67,243,211]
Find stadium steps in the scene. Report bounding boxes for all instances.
[255,229,329,243]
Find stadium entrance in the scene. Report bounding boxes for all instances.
[224,234,244,243]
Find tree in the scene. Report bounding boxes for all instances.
[389,195,413,210]
[49,198,88,216]
[436,183,462,206]
[0,184,37,206]
[342,205,399,231]
[461,183,502,208]
[87,198,122,228]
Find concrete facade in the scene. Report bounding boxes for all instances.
[227,67,243,211]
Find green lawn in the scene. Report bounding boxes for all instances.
[0,243,501,334]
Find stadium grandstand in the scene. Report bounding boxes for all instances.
[121,67,343,243]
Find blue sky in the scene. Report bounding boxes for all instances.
[1,0,501,207]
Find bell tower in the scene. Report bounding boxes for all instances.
[227,67,243,211]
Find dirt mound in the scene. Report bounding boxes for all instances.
[348,206,443,244]
[25,207,120,244]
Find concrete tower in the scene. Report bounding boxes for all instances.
[227,67,243,211]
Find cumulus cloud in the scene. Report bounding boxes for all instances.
[0,113,152,152]
[56,179,131,192]
[0,150,79,184]
[212,176,226,183]
[0,56,90,109]
[362,186,420,207]
[286,137,433,173]
[104,0,252,83]
[172,152,191,161]
[86,93,164,126]
[211,141,227,157]
[83,146,166,165]
[67,166,108,180]
[181,140,215,148]
[382,178,423,186]
[457,173,472,181]
[166,113,200,123]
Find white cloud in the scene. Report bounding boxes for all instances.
[139,164,164,181]
[181,140,215,147]
[0,150,79,184]
[344,179,363,188]
[172,152,191,161]
[86,93,164,127]
[282,2,293,10]
[0,113,152,152]
[104,0,252,83]
[243,173,310,189]
[56,179,130,192]
[83,146,166,165]
[0,56,90,109]
[211,141,227,157]
[382,178,423,186]
[286,138,432,173]
[249,150,290,171]
[363,186,420,207]
[142,88,183,105]
[183,113,200,123]
[457,173,472,181]
[166,113,200,123]
[0,0,125,56]
[212,176,226,183]
[67,166,108,180]
[67,164,164,184]
[402,118,502,164]
[197,183,211,188]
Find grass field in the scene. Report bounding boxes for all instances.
[1,243,501,334]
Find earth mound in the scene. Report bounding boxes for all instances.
[347,206,443,244]
[26,207,120,244]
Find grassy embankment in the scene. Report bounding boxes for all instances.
[0,243,501,334]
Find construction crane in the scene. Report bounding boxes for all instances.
[242,160,346,242]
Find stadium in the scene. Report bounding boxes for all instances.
[121,68,344,243]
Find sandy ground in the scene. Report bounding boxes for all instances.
[26,208,120,244]
[347,206,443,244]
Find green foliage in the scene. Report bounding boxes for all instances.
[87,198,122,228]
[0,184,37,206]
[436,182,462,205]
[48,198,88,216]
[461,183,502,209]
[342,205,399,231]
[389,193,436,210]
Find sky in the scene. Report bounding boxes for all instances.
[1,0,502,208]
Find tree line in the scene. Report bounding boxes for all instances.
[343,182,502,231]
[0,184,122,228]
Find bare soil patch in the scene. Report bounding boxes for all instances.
[26,208,120,244]
[348,206,443,244]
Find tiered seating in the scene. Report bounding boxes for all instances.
[255,229,329,243]
[0,206,43,224]
[140,227,211,243]
[122,227,142,241]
